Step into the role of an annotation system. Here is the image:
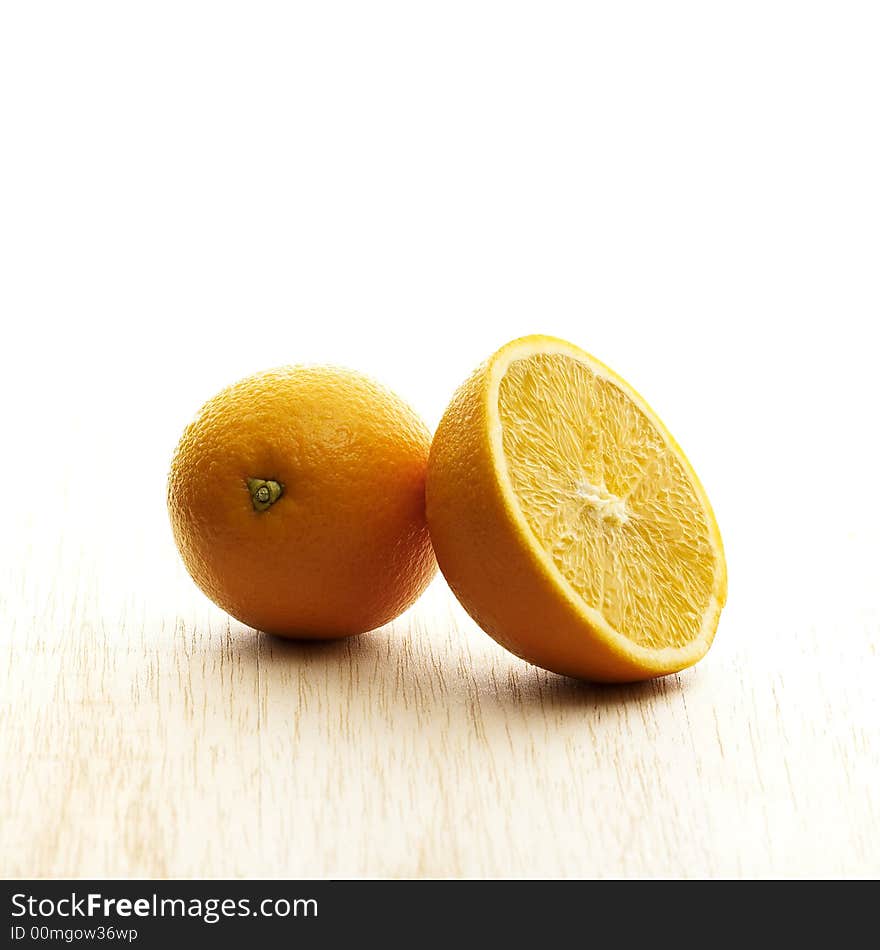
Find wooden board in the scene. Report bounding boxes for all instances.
[2,479,877,879]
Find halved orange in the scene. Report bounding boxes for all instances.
[426,335,727,682]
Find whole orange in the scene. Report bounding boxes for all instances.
[168,366,436,637]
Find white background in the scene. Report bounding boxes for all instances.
[1,3,878,878]
[2,2,878,613]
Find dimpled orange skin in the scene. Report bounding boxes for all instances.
[168,366,437,637]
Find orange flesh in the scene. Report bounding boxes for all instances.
[497,353,716,650]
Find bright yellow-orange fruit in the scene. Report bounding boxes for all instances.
[168,366,436,637]
[427,335,727,682]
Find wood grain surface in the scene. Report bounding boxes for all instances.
[1,462,877,881]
